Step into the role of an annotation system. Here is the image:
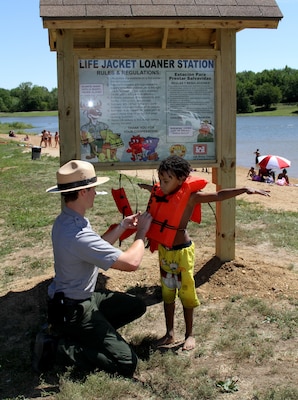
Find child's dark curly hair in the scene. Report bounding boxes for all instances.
[158,155,191,179]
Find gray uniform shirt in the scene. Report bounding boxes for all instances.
[48,206,122,300]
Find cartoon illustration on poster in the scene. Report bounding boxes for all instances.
[79,59,215,164]
[126,135,159,161]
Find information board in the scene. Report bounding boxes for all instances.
[79,59,215,166]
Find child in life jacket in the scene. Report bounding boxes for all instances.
[139,155,270,351]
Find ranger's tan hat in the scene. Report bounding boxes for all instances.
[46,160,109,193]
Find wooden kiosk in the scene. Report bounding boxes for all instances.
[40,0,282,261]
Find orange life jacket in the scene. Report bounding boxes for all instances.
[146,176,208,251]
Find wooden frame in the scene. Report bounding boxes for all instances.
[76,51,220,171]
[43,8,281,260]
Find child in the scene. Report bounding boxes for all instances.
[277,168,289,185]
[139,155,270,351]
[247,166,256,179]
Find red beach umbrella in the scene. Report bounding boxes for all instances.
[258,155,291,170]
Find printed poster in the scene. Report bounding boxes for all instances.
[79,59,215,165]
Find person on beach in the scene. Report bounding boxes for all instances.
[54,131,59,147]
[276,168,290,186]
[254,149,260,165]
[33,160,152,376]
[247,166,257,179]
[40,130,48,147]
[47,131,52,147]
[258,167,275,183]
[139,155,270,351]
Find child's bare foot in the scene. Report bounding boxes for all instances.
[182,335,195,351]
[155,334,175,347]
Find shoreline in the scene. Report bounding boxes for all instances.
[1,133,297,213]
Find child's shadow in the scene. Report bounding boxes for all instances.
[194,256,223,287]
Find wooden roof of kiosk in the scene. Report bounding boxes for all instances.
[40,0,283,261]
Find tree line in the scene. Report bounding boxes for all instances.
[0,67,297,113]
[0,82,57,113]
[237,66,298,113]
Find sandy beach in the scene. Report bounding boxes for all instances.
[1,132,297,212]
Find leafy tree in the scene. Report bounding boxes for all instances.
[253,83,282,110]
[48,88,58,110]
[236,67,298,112]
[255,69,284,87]
[3,82,58,112]
[284,76,298,103]
[282,68,298,103]
[0,88,12,112]
[10,82,33,112]
[237,82,253,113]
[28,86,50,111]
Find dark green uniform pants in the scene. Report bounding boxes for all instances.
[49,291,146,376]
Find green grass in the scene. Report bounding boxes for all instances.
[0,110,58,118]
[237,103,298,117]
[0,121,34,130]
[235,199,298,250]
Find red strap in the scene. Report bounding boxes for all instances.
[103,223,136,242]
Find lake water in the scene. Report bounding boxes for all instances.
[0,116,59,135]
[1,115,297,178]
[236,116,298,179]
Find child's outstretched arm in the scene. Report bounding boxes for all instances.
[245,187,270,195]
[138,183,153,192]
[191,186,270,205]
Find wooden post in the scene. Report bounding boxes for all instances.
[214,29,237,261]
[56,29,80,166]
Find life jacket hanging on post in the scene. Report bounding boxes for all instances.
[146,176,208,252]
[104,174,138,243]
[112,186,134,218]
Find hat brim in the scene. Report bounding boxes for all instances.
[46,177,110,193]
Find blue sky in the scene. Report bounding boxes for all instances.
[0,0,296,91]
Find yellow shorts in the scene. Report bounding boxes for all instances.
[158,241,200,308]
